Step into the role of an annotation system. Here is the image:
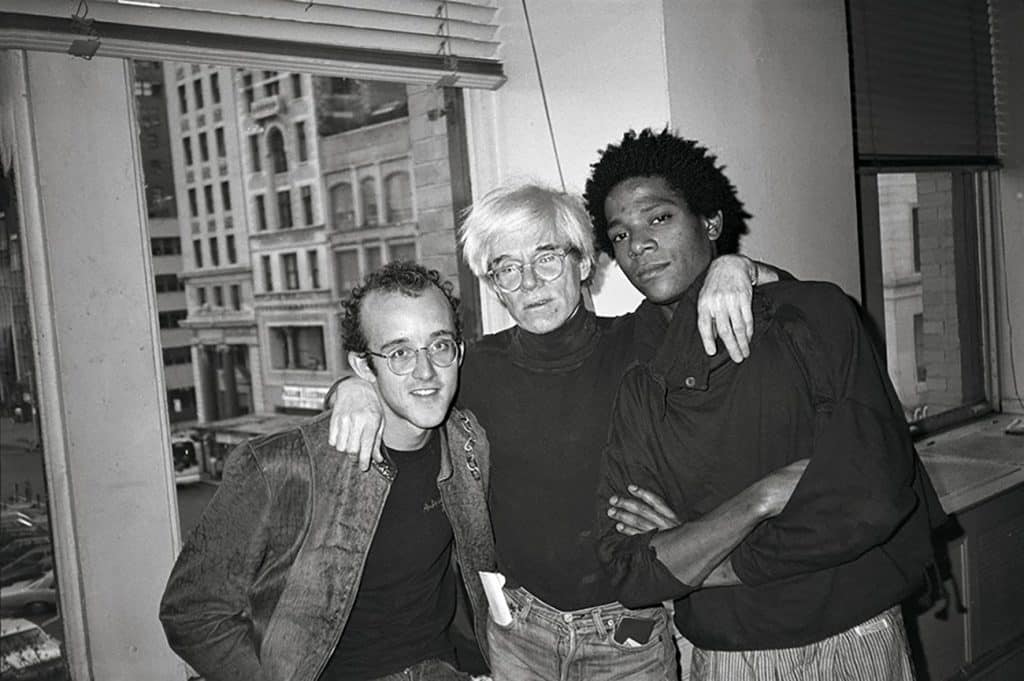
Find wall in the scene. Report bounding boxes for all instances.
[662,0,859,295]
[469,0,673,324]
[473,0,857,323]
[992,0,1024,415]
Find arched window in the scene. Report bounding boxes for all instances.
[360,177,378,227]
[267,127,287,174]
[330,183,355,231]
[384,171,412,223]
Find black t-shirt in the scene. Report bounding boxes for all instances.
[459,304,657,611]
[321,432,457,680]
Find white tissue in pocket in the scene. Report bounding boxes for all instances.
[479,571,513,626]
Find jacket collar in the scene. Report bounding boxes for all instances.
[365,408,479,485]
[646,267,775,393]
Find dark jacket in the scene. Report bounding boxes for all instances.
[159,409,494,681]
[597,279,943,650]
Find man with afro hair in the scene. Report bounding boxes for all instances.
[588,128,942,681]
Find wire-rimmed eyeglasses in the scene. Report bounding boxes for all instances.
[486,247,577,293]
[364,337,461,375]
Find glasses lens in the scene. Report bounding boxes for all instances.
[386,346,417,375]
[492,264,522,292]
[533,252,565,281]
[428,339,458,367]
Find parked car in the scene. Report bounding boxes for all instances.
[0,617,63,680]
[171,436,200,486]
[0,548,52,588]
[0,513,47,551]
[0,538,50,568]
[10,401,34,423]
[0,572,56,617]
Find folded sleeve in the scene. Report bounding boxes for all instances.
[159,443,270,681]
[731,286,919,586]
[594,373,696,608]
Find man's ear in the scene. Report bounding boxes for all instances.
[457,341,466,367]
[348,351,377,383]
[704,211,723,241]
[578,255,593,282]
[488,280,511,310]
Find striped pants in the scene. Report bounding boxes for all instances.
[690,606,915,681]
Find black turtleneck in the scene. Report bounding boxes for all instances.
[459,301,659,610]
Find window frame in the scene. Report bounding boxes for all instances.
[856,165,1000,437]
[1,33,491,678]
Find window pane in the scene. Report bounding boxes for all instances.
[330,183,355,231]
[360,177,378,227]
[384,171,412,223]
[269,326,325,371]
[1,167,71,681]
[282,253,299,290]
[277,190,292,229]
[268,128,288,174]
[130,58,470,509]
[335,249,360,296]
[874,170,990,425]
[313,78,408,135]
[389,240,416,263]
[364,244,382,273]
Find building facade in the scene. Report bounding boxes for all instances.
[164,62,258,424]
[239,72,461,415]
[135,60,196,423]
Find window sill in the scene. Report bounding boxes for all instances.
[916,413,1024,514]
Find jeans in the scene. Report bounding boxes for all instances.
[487,586,677,681]
[690,606,915,681]
[366,658,472,681]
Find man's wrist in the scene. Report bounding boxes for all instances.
[323,375,352,410]
[748,257,760,287]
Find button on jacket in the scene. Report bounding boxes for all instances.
[159,408,494,681]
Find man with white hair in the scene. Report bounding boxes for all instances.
[328,184,800,681]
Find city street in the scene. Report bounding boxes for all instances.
[2,415,217,654]
[1,415,217,540]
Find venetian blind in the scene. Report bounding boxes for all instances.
[848,0,997,164]
[0,0,504,89]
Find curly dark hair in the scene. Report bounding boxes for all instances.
[341,261,462,363]
[583,127,751,257]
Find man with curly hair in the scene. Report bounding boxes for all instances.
[160,261,495,681]
[587,128,942,681]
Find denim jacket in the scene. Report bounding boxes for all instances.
[159,408,494,681]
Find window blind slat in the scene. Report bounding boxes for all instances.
[91,0,499,44]
[849,0,997,162]
[0,0,503,88]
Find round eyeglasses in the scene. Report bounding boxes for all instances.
[364,337,460,375]
[486,248,577,293]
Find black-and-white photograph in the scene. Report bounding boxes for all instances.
[0,2,1022,680]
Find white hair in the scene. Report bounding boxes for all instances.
[458,183,596,280]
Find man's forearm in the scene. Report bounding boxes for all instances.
[649,485,767,588]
